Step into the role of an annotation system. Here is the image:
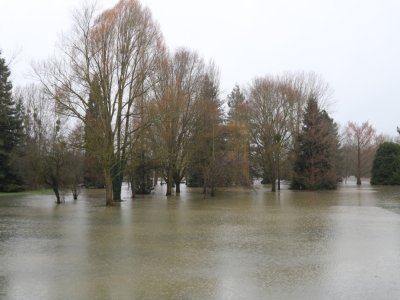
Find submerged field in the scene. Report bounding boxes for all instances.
[1,181,400,299]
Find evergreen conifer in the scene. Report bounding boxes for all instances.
[0,51,24,191]
[291,97,338,190]
[371,142,400,185]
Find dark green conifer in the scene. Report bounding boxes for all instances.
[371,142,400,185]
[0,51,24,191]
[291,97,339,190]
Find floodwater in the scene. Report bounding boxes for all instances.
[1,181,400,300]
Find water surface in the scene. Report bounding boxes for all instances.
[1,182,400,299]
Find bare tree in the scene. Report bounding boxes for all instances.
[125,89,159,197]
[248,76,298,192]
[35,0,165,205]
[67,125,85,200]
[16,84,73,203]
[344,121,376,185]
[279,72,333,145]
[153,48,206,196]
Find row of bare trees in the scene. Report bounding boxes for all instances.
[28,0,251,204]
[14,0,385,204]
[229,74,383,191]
[341,121,382,185]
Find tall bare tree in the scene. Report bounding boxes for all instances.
[153,48,206,196]
[248,77,298,191]
[35,0,165,205]
[125,88,158,197]
[344,121,376,185]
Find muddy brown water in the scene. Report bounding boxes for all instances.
[1,181,400,299]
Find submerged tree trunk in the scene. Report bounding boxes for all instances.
[130,176,135,199]
[210,183,215,197]
[202,169,208,196]
[357,145,362,185]
[271,165,277,192]
[174,173,181,194]
[153,171,158,186]
[112,176,123,201]
[53,187,61,204]
[166,181,172,196]
[271,178,276,192]
[104,169,113,206]
[72,187,78,200]
[166,168,173,196]
[209,167,215,197]
[277,157,281,191]
[112,159,124,201]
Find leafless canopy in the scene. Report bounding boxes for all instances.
[34,0,165,204]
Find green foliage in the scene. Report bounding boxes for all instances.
[185,163,204,187]
[132,150,154,195]
[260,167,272,184]
[291,97,339,190]
[371,142,400,185]
[0,50,25,192]
[83,155,104,188]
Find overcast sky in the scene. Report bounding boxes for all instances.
[1,0,399,135]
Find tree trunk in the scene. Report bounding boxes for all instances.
[166,181,172,196]
[112,161,123,201]
[203,170,208,195]
[166,168,172,196]
[104,169,113,206]
[210,169,215,197]
[357,145,362,185]
[271,167,276,192]
[277,156,281,191]
[210,184,215,197]
[53,187,61,204]
[72,187,78,200]
[112,175,123,201]
[174,173,181,194]
[310,157,315,189]
[153,171,158,186]
[130,177,135,198]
